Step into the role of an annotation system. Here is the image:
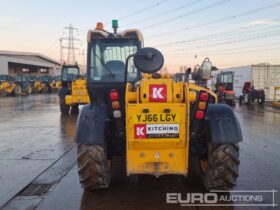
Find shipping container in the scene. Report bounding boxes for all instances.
[209,64,280,101]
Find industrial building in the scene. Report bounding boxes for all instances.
[0,50,60,76]
[211,64,280,101]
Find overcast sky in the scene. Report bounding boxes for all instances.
[0,0,280,71]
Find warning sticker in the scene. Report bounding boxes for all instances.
[134,124,179,139]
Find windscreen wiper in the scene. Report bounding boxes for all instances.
[93,51,115,77]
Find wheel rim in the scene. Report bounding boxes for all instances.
[200,160,208,172]
[244,93,248,103]
[27,86,32,94]
[15,86,21,94]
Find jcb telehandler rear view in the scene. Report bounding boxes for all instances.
[58,64,90,114]
[75,21,243,191]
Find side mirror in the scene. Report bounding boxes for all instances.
[133,47,164,74]
[191,64,200,81]
[201,58,212,80]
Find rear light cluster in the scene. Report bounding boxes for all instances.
[110,89,121,118]
[195,92,209,120]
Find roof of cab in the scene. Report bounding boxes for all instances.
[87,29,143,43]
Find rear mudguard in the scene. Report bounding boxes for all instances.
[204,104,243,144]
[58,86,69,98]
[75,104,108,145]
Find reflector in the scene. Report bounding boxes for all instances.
[110,90,119,101]
[195,110,205,120]
[198,102,207,110]
[112,101,120,109]
[199,92,209,101]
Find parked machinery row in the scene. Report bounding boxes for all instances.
[0,74,62,96]
[174,68,267,108]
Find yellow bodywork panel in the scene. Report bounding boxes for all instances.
[126,77,189,177]
[272,86,280,108]
[56,80,62,89]
[126,103,188,176]
[188,83,217,103]
[125,78,216,177]
[34,81,44,92]
[50,81,57,90]
[65,79,90,105]
[140,79,173,103]
[1,82,16,94]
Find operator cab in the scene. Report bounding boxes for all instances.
[40,75,52,83]
[87,20,143,102]
[15,75,29,84]
[217,71,234,90]
[61,64,80,84]
[0,75,14,83]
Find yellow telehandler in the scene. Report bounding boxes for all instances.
[0,75,16,96]
[75,20,243,191]
[58,64,90,114]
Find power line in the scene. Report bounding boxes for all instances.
[163,30,280,53]
[44,39,59,54]
[166,42,280,56]
[145,2,280,39]
[141,0,231,30]
[103,0,169,26]
[123,0,204,27]
[155,20,280,47]
[78,0,169,34]
[119,0,168,20]
[172,46,280,58]
[46,43,60,56]
[156,23,280,48]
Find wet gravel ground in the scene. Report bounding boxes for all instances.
[0,95,279,210]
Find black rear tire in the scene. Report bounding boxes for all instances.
[201,143,240,191]
[226,99,235,107]
[14,85,22,96]
[77,144,110,190]
[26,85,32,95]
[258,96,265,104]
[238,95,243,104]
[244,92,251,105]
[59,97,70,114]
[42,84,50,93]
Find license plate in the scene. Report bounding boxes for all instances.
[133,113,179,123]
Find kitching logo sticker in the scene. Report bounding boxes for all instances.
[149,84,167,102]
[134,124,146,139]
[134,124,179,139]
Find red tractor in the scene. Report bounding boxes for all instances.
[239,82,265,105]
[213,71,236,106]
